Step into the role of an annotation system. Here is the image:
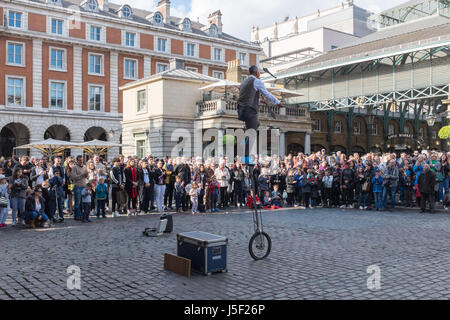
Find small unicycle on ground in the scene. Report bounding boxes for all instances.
[248,197,272,260]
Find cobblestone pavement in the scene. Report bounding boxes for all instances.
[0,207,449,300]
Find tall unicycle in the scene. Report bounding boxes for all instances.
[248,200,272,260]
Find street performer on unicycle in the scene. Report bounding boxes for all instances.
[237,66,282,260]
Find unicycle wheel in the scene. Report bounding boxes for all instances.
[248,231,272,260]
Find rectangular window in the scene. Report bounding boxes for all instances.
[313,119,321,132]
[136,140,146,159]
[404,126,410,134]
[353,121,361,135]
[432,131,437,139]
[370,124,378,136]
[89,54,103,75]
[157,38,166,52]
[7,42,23,66]
[7,77,24,106]
[213,71,224,79]
[88,85,103,111]
[50,81,65,109]
[8,11,22,28]
[90,26,101,41]
[137,90,146,113]
[125,32,135,47]
[388,124,395,135]
[156,63,168,73]
[186,67,198,72]
[124,59,137,79]
[214,48,222,61]
[186,43,195,57]
[51,19,63,35]
[50,48,65,70]
[239,53,247,65]
[334,120,342,133]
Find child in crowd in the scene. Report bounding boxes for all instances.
[247,189,261,209]
[81,183,92,223]
[49,169,64,223]
[174,176,184,213]
[271,185,283,209]
[372,170,384,211]
[189,182,200,214]
[301,173,312,208]
[95,176,108,218]
[263,191,272,209]
[209,176,220,213]
[322,170,333,208]
[0,175,9,228]
[331,171,341,207]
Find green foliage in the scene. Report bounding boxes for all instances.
[438,126,450,139]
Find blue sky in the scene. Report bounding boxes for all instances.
[112,0,408,40]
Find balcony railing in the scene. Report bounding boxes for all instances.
[197,98,308,120]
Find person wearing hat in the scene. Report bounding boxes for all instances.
[25,186,49,229]
[0,174,9,228]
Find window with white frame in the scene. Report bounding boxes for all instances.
[88,85,103,111]
[404,126,410,134]
[50,48,66,70]
[136,139,147,159]
[213,48,222,61]
[124,58,137,79]
[51,19,63,35]
[239,52,247,65]
[212,71,224,79]
[353,121,361,135]
[137,89,146,113]
[49,81,66,109]
[186,43,195,57]
[8,11,22,28]
[125,32,136,47]
[86,0,99,12]
[90,25,101,41]
[186,67,198,72]
[370,124,378,136]
[89,53,103,75]
[153,12,163,24]
[6,76,25,107]
[156,63,168,73]
[388,124,395,135]
[334,120,342,133]
[157,38,167,52]
[7,42,24,66]
[313,119,321,132]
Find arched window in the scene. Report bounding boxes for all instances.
[209,24,218,37]
[87,0,98,12]
[181,18,192,31]
[154,12,163,24]
[122,5,132,18]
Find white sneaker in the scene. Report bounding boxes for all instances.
[340,205,346,209]
[127,212,133,216]
[114,212,120,218]
[349,205,353,209]
[364,206,368,210]
[445,206,449,211]
[11,221,17,226]
[135,212,139,216]
[237,203,241,208]
[359,206,364,210]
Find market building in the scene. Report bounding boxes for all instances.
[265,0,450,154]
[0,0,261,159]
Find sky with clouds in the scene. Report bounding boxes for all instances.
[111,0,408,40]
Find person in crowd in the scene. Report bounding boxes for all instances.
[81,182,93,223]
[189,182,200,214]
[271,185,283,208]
[110,158,124,217]
[139,160,153,214]
[25,186,49,229]
[404,175,414,208]
[174,176,184,213]
[153,160,167,213]
[418,164,436,214]
[95,176,108,218]
[14,156,33,187]
[0,174,9,228]
[209,176,220,213]
[286,169,297,207]
[71,156,88,221]
[30,159,48,188]
[163,158,175,210]
[64,159,75,216]
[124,159,140,216]
[382,160,399,211]
[49,169,65,223]
[372,170,384,211]
[215,161,230,209]
[9,168,29,226]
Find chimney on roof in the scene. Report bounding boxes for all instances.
[208,10,222,33]
[98,0,108,11]
[169,58,185,70]
[157,0,171,24]
[227,60,243,83]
